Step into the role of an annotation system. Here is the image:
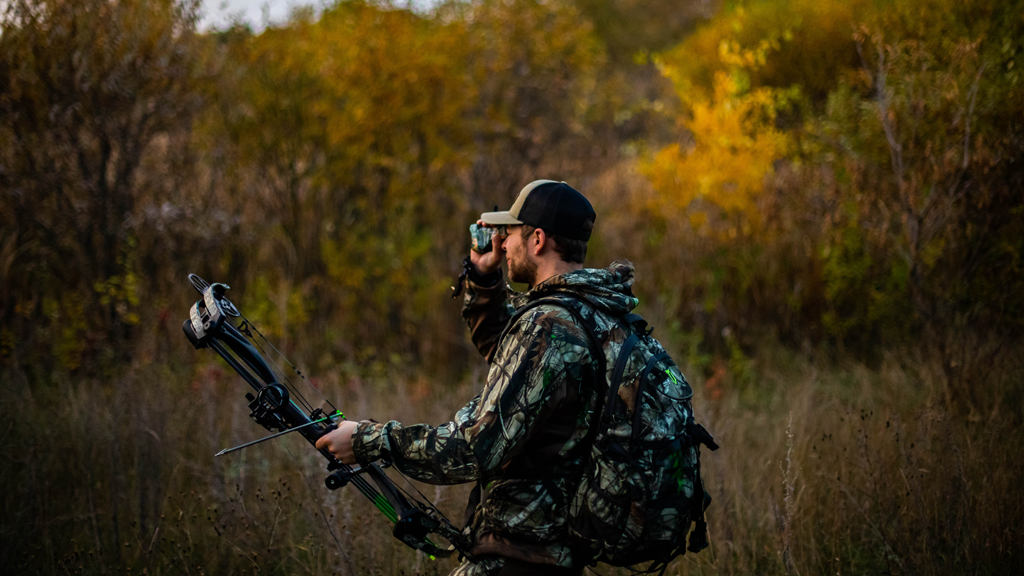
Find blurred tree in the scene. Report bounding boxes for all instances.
[196,0,621,369]
[660,0,864,108]
[816,0,1024,413]
[454,0,612,202]
[197,1,481,366]
[644,70,792,240]
[640,1,808,351]
[637,0,1024,407]
[573,0,717,62]
[0,0,206,372]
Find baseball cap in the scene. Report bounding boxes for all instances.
[480,180,596,241]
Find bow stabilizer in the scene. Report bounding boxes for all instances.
[183,274,466,559]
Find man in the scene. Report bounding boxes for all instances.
[316,180,641,575]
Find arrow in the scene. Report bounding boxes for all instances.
[216,410,344,457]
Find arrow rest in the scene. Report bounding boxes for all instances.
[246,384,290,431]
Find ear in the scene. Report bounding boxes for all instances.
[530,228,548,256]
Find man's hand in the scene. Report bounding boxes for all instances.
[469,221,507,276]
[315,420,360,464]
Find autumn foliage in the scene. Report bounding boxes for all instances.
[1,0,1022,574]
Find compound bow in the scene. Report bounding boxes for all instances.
[182,274,467,558]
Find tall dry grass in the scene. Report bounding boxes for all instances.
[2,332,1021,575]
[1,345,473,576]
[671,344,1023,576]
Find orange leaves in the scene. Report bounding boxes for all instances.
[643,69,791,241]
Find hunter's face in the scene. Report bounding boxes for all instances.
[502,226,537,286]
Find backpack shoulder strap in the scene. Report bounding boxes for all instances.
[498,294,602,362]
[603,330,639,431]
[508,293,648,403]
[495,294,608,403]
[509,294,661,454]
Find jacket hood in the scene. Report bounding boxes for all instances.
[517,260,638,317]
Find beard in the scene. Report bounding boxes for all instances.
[507,254,538,286]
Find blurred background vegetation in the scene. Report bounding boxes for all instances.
[1,0,1022,574]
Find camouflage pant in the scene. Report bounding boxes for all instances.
[449,557,583,576]
[449,557,505,576]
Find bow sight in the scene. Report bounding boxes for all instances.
[183,274,466,558]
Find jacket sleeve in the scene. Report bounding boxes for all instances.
[460,268,512,363]
[351,306,595,485]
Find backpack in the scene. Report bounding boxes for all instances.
[510,295,719,571]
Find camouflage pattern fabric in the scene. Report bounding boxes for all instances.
[351,261,641,571]
[448,556,505,576]
[564,309,701,566]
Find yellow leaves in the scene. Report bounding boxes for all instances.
[643,70,791,240]
[304,5,471,154]
[224,1,475,181]
[642,0,874,244]
[94,273,141,326]
[718,33,785,72]
[643,1,829,243]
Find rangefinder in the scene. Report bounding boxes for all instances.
[469,223,492,253]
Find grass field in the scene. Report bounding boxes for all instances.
[3,336,1020,575]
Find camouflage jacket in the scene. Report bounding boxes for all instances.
[352,261,640,569]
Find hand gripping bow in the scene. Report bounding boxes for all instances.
[182,274,467,558]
